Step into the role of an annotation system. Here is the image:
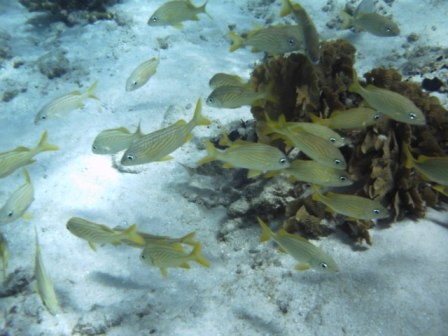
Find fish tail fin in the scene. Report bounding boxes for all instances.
[218,132,232,147]
[348,69,362,94]
[402,143,415,169]
[339,10,353,29]
[280,0,293,16]
[257,217,272,242]
[198,0,213,20]
[180,232,197,245]
[123,224,145,246]
[197,140,218,166]
[191,242,210,267]
[35,131,59,154]
[310,184,323,201]
[309,113,330,127]
[263,112,280,135]
[84,80,99,100]
[192,98,211,127]
[228,31,244,52]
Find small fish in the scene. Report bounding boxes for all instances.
[206,84,275,109]
[257,217,339,272]
[34,81,99,124]
[197,139,290,178]
[280,0,320,63]
[92,122,144,155]
[208,73,246,90]
[119,228,197,248]
[349,70,426,125]
[0,131,59,179]
[0,169,34,224]
[34,227,60,315]
[126,56,159,92]
[309,107,382,130]
[228,24,303,54]
[140,241,210,277]
[403,144,448,186]
[66,217,145,251]
[286,120,346,147]
[340,0,400,37]
[0,233,8,283]
[147,0,210,29]
[121,98,210,166]
[312,187,389,220]
[265,115,347,170]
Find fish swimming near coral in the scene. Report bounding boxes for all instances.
[121,98,210,166]
[257,217,339,272]
[0,169,34,225]
[340,0,400,37]
[147,0,211,28]
[118,228,197,248]
[126,56,159,92]
[140,241,210,277]
[309,107,382,130]
[0,233,8,283]
[92,122,144,155]
[34,81,99,124]
[66,217,145,251]
[286,119,346,147]
[0,131,59,179]
[206,84,275,109]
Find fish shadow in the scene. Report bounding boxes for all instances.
[89,271,148,290]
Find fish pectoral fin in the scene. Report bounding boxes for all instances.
[22,213,33,220]
[247,170,261,178]
[160,268,168,278]
[173,23,183,29]
[222,162,234,169]
[88,242,97,252]
[180,262,191,269]
[295,263,311,271]
[160,155,174,161]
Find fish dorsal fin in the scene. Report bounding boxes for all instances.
[173,119,187,126]
[277,228,310,244]
[14,146,31,152]
[355,0,376,16]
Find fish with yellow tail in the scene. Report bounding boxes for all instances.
[311,186,389,220]
[340,0,400,37]
[0,233,9,283]
[309,107,382,130]
[66,217,145,251]
[34,81,99,124]
[349,70,426,125]
[0,169,34,224]
[280,0,320,63]
[126,56,159,92]
[140,241,210,278]
[257,217,339,273]
[206,83,276,109]
[147,0,211,29]
[0,131,59,179]
[120,229,197,248]
[92,122,144,155]
[34,227,60,315]
[121,98,210,166]
[403,144,448,186]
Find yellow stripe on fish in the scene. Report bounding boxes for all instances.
[286,119,346,147]
[0,131,59,179]
[92,122,144,155]
[121,98,210,166]
[125,56,159,92]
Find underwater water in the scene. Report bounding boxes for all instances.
[0,0,448,335]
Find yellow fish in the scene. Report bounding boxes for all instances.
[0,233,8,283]
[34,81,98,124]
[0,131,59,179]
[286,120,346,147]
[206,84,275,109]
[120,229,197,248]
[66,217,145,251]
[312,187,389,220]
[121,98,210,166]
[280,0,320,63]
[257,217,339,272]
[140,241,210,278]
[92,122,144,155]
[228,24,303,54]
[197,139,290,178]
[0,169,34,224]
[35,227,60,315]
[403,144,448,186]
[125,56,159,92]
[208,73,246,90]
[309,107,382,130]
[349,70,426,125]
[147,0,211,29]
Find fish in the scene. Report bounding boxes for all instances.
[206,84,275,109]
[34,227,60,315]
[0,233,8,283]
[140,241,210,277]
[197,139,290,178]
[264,114,347,170]
[340,0,400,37]
[312,187,389,220]
[208,73,246,90]
[92,122,144,155]
[286,120,346,147]
[121,98,210,166]
[228,24,303,54]
[0,169,34,224]
[309,107,382,130]
[257,217,339,272]
[125,56,159,92]
[403,144,448,186]
[0,131,59,179]
[118,228,197,248]
[281,160,353,187]
[147,0,211,29]
[280,0,320,63]
[34,81,99,124]
[66,217,145,251]
[349,70,426,125]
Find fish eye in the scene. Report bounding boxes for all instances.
[8,211,13,217]
[140,254,145,260]
[409,112,417,120]
[320,262,328,269]
[385,26,392,33]
[288,38,295,46]
[339,176,346,182]
[92,145,97,150]
[133,81,138,86]
[151,16,158,23]
[41,115,47,120]
[206,97,214,104]
[334,159,342,165]
[279,158,288,165]
[373,209,381,215]
[126,154,135,161]
[329,137,336,143]
[373,114,381,120]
